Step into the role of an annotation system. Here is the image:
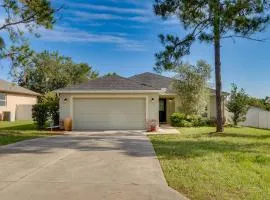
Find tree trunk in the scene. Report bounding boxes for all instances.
[213,1,224,132]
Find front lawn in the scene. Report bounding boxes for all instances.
[0,121,58,146]
[149,127,270,200]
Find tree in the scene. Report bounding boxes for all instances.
[104,72,119,77]
[226,84,249,126]
[17,51,99,94]
[173,60,211,115]
[0,0,61,71]
[248,96,270,111]
[154,0,270,132]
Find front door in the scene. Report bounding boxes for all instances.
[159,99,166,123]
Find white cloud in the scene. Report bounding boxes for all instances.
[108,0,152,7]
[37,26,146,51]
[70,11,151,23]
[69,3,149,15]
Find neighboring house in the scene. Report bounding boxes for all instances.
[56,72,228,130]
[0,79,40,121]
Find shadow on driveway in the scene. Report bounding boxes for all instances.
[0,132,155,158]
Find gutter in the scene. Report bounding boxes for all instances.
[55,90,162,94]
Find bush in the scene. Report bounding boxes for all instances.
[170,113,186,127]
[170,112,212,127]
[199,117,212,126]
[32,104,49,129]
[40,92,59,125]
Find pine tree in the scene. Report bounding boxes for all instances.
[154,0,270,132]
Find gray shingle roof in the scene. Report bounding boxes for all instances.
[0,79,40,96]
[129,72,175,93]
[57,75,159,92]
[129,72,229,96]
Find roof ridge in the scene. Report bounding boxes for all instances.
[129,72,174,80]
[91,75,159,89]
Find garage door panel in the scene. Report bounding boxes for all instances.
[73,98,146,130]
[74,100,145,113]
[74,116,145,123]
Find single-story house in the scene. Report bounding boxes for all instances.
[56,72,228,130]
[0,79,40,121]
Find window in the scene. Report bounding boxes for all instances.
[0,93,6,106]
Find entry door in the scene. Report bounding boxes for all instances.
[159,99,166,123]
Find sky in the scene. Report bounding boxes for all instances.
[1,0,270,98]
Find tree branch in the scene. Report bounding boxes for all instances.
[0,5,64,31]
[222,35,267,42]
[176,18,211,46]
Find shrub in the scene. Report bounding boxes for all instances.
[170,112,212,127]
[181,120,193,127]
[170,113,186,127]
[40,92,59,125]
[199,117,211,126]
[32,104,49,129]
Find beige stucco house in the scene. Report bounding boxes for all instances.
[56,72,228,130]
[0,79,40,121]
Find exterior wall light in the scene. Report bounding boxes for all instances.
[151,98,155,103]
[64,98,68,103]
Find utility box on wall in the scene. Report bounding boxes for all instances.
[3,111,11,121]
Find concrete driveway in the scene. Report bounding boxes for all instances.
[0,131,186,200]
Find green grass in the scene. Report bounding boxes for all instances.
[149,127,270,200]
[0,121,56,146]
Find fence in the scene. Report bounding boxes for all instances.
[16,104,33,120]
[241,107,270,129]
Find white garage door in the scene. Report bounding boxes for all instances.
[73,98,146,130]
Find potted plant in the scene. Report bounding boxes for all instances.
[147,119,158,132]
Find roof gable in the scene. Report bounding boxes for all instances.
[57,75,159,92]
[0,79,40,96]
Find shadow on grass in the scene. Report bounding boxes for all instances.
[209,132,270,140]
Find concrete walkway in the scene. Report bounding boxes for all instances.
[0,132,186,200]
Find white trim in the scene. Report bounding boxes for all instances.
[56,90,161,94]
[145,96,149,120]
[70,96,74,128]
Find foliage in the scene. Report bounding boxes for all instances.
[248,96,270,111]
[170,112,210,127]
[32,104,49,129]
[173,60,211,115]
[170,113,186,127]
[154,1,270,72]
[154,0,270,132]
[104,72,119,77]
[226,84,249,125]
[0,0,60,72]
[40,92,59,125]
[149,127,270,200]
[16,51,99,94]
